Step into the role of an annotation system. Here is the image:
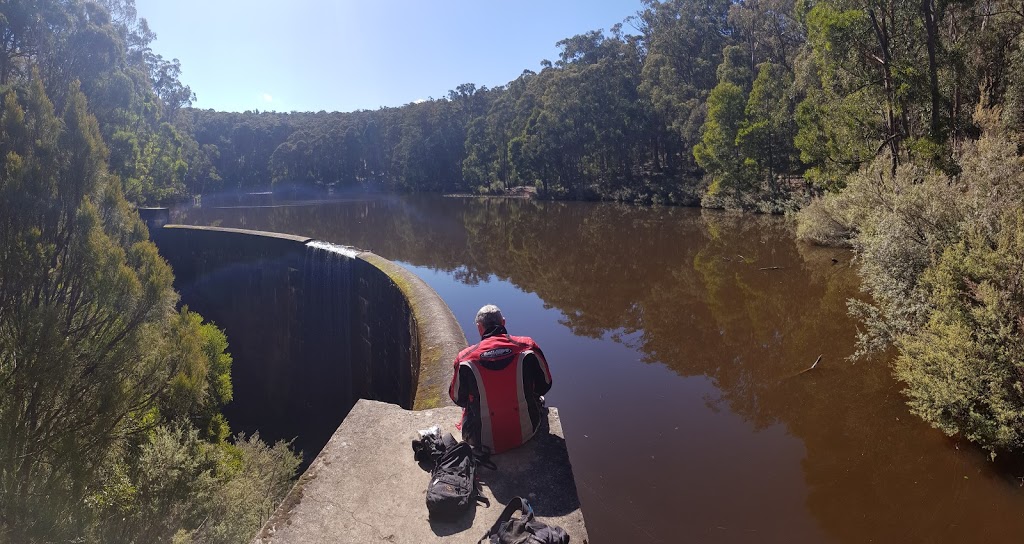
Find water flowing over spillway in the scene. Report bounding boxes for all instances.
[302,240,359,415]
[307,239,360,258]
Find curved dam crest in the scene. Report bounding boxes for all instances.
[147,223,588,543]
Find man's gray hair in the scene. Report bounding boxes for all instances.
[475,304,504,329]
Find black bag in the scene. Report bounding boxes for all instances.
[425,442,494,520]
[481,496,570,544]
[412,430,457,465]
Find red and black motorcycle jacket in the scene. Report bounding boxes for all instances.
[448,326,552,453]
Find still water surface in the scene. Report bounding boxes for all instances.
[174,195,1024,543]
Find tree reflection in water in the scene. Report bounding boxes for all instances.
[176,196,1024,543]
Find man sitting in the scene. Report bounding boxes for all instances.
[448,304,552,453]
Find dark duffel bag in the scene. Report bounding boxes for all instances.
[480,496,569,544]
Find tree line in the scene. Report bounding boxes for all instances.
[174,0,1024,212]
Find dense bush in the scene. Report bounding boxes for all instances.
[88,429,299,544]
[896,211,1024,453]
[0,0,302,539]
[797,123,1024,455]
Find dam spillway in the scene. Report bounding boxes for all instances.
[149,224,462,462]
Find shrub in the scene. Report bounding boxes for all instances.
[895,210,1024,455]
[89,429,300,544]
[797,127,1024,455]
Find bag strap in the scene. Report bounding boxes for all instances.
[479,497,530,542]
[472,445,498,471]
[478,459,497,471]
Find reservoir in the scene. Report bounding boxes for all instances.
[174,195,1024,543]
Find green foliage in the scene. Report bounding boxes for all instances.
[694,81,754,199]
[191,433,300,544]
[0,20,295,539]
[794,192,857,247]
[798,153,962,356]
[161,309,234,442]
[895,211,1024,454]
[0,0,204,205]
[794,5,882,188]
[9,0,1020,212]
[798,127,1024,454]
[716,45,753,88]
[638,0,730,172]
[89,429,299,544]
[0,75,178,539]
[739,62,797,194]
[172,0,805,206]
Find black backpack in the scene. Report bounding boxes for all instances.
[425,442,495,520]
[480,496,570,544]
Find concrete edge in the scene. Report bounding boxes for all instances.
[163,224,314,244]
[256,401,588,544]
[356,252,467,410]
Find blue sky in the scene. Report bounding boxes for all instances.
[134,0,645,113]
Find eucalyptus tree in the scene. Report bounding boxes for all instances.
[637,0,733,172]
[738,61,798,195]
[694,46,756,199]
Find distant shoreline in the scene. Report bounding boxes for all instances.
[444,186,538,199]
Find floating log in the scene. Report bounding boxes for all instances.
[796,354,824,376]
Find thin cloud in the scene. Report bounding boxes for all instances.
[413,98,426,104]
[262,93,273,102]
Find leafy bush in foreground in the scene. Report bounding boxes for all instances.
[0,74,298,543]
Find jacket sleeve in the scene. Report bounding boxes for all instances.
[524,344,552,397]
[448,360,475,407]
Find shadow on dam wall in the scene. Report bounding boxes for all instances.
[149,224,465,465]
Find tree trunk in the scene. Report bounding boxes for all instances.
[922,0,941,139]
[868,8,900,175]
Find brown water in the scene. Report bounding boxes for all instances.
[174,195,1024,543]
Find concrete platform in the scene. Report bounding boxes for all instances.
[254,400,589,544]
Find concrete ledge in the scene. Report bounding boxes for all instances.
[255,400,589,544]
[154,224,463,413]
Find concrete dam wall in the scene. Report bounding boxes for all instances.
[150,224,466,462]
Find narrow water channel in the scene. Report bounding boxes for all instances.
[174,195,1024,543]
